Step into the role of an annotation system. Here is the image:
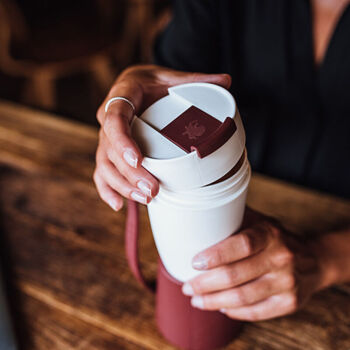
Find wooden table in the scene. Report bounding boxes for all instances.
[0,100,349,350]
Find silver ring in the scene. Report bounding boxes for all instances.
[104,97,136,115]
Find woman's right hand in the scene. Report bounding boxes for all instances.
[94,64,231,211]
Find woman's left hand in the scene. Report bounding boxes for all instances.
[182,208,323,321]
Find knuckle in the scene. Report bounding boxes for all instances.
[285,292,298,312]
[99,159,111,176]
[96,107,104,124]
[191,280,203,294]
[93,170,99,184]
[264,220,281,239]
[223,267,237,287]
[105,147,114,161]
[118,162,134,180]
[106,176,120,192]
[234,288,249,306]
[213,247,225,266]
[281,248,295,266]
[240,233,254,256]
[106,147,119,166]
[245,308,260,321]
[103,111,126,137]
[202,295,212,309]
[272,247,294,268]
[284,273,297,290]
[103,112,114,133]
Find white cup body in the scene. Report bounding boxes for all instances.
[147,155,251,282]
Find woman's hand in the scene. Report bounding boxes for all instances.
[182,208,324,321]
[94,64,231,210]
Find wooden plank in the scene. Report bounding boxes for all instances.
[12,291,146,350]
[0,100,350,349]
[248,175,350,234]
[0,100,96,181]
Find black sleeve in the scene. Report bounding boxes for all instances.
[153,0,221,73]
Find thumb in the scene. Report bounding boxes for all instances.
[188,72,232,90]
[160,70,232,90]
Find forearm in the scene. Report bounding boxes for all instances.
[311,227,350,290]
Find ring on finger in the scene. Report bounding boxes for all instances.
[105,97,136,116]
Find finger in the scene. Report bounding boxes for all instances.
[158,71,232,90]
[93,171,123,211]
[101,131,159,197]
[184,251,272,295]
[190,270,296,311]
[192,223,271,270]
[102,104,143,169]
[221,291,298,321]
[99,157,150,205]
[97,79,143,125]
[97,80,144,169]
[96,140,150,204]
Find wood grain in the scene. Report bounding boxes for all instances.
[13,291,146,350]
[0,100,349,350]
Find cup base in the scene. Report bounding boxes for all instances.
[156,260,243,350]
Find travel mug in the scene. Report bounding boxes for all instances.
[126,82,250,349]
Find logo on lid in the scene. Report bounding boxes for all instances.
[160,105,221,153]
[182,120,206,140]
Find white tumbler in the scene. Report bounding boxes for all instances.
[131,82,251,282]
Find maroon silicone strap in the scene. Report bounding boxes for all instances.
[125,200,155,292]
[191,117,237,158]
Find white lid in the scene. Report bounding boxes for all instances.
[131,82,245,190]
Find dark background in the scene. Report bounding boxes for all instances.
[0,0,170,125]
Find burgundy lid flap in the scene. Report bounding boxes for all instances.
[191,117,237,158]
[160,106,221,154]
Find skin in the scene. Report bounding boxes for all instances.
[183,209,350,321]
[311,0,350,66]
[94,0,350,321]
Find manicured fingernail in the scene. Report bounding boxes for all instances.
[123,149,138,168]
[192,255,208,270]
[137,180,152,197]
[131,191,147,204]
[108,199,119,211]
[182,283,194,296]
[191,296,204,309]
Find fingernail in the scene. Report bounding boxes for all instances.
[108,199,119,211]
[192,255,208,270]
[191,296,204,309]
[220,308,227,313]
[123,149,138,168]
[131,191,147,204]
[182,283,194,296]
[137,180,152,197]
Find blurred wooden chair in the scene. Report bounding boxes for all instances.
[0,0,140,110]
[132,0,172,62]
